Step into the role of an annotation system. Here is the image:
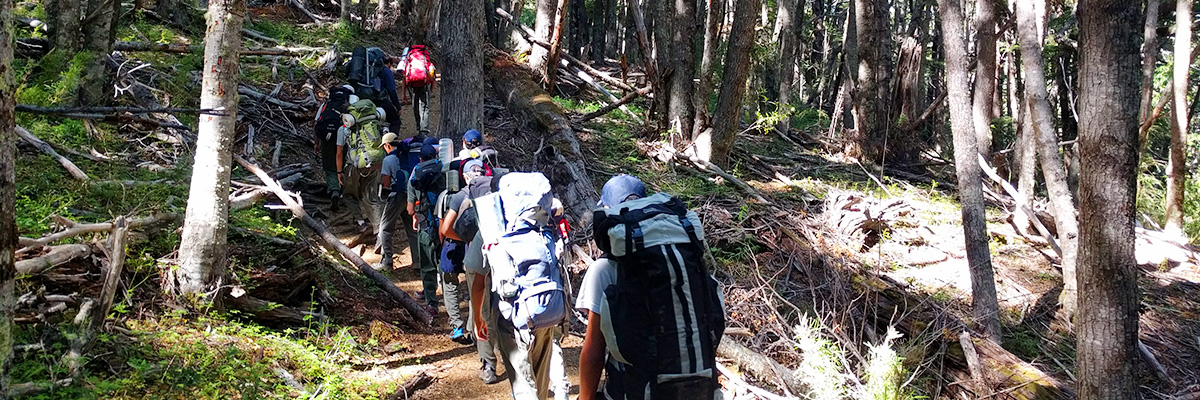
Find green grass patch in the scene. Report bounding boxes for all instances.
[232,207,299,240]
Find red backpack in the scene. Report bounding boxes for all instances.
[404,45,434,87]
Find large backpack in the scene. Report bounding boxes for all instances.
[403,45,435,87]
[315,86,355,142]
[410,158,446,235]
[592,192,726,399]
[475,173,566,331]
[347,46,387,100]
[345,99,385,169]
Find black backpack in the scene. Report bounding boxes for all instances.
[592,193,725,399]
[410,159,446,234]
[347,46,387,100]
[315,86,355,142]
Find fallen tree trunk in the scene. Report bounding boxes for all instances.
[485,50,600,224]
[493,8,636,93]
[637,140,771,204]
[226,293,316,325]
[17,213,178,255]
[113,41,328,56]
[575,85,651,123]
[15,244,93,274]
[16,105,224,116]
[388,370,437,400]
[978,154,1062,257]
[16,126,89,181]
[717,337,806,396]
[234,155,433,326]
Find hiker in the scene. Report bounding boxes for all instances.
[407,138,446,313]
[377,132,408,270]
[335,98,388,234]
[397,44,436,135]
[314,84,357,211]
[476,172,569,400]
[438,145,475,347]
[347,46,403,133]
[577,174,727,400]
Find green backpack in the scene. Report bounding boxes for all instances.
[346,99,385,169]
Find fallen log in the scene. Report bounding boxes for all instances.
[566,63,641,122]
[637,140,770,204]
[15,244,93,274]
[239,85,310,112]
[113,41,328,56]
[575,85,652,123]
[17,213,178,255]
[226,293,317,325]
[485,51,600,224]
[16,126,89,181]
[289,0,328,23]
[16,105,225,116]
[234,155,433,326]
[978,154,1062,258]
[717,336,806,396]
[493,8,636,93]
[388,370,437,400]
[715,363,795,400]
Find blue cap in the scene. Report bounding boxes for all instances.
[599,174,646,208]
[463,129,483,144]
[422,137,439,147]
[420,144,437,159]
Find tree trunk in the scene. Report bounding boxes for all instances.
[1,0,17,392]
[155,0,192,31]
[568,0,587,58]
[341,0,352,26]
[53,0,82,52]
[79,0,121,106]
[1138,0,1162,147]
[972,0,997,155]
[440,0,486,138]
[936,0,1000,341]
[701,0,758,165]
[1015,0,1079,317]
[773,0,798,135]
[529,0,558,81]
[654,0,697,142]
[1075,0,1142,397]
[692,0,727,134]
[894,36,924,127]
[175,0,244,303]
[590,0,609,62]
[1164,0,1191,236]
[544,0,570,93]
[852,0,894,163]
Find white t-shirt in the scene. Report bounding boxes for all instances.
[576,258,617,314]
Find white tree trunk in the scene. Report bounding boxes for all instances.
[1164,0,1191,236]
[175,0,245,301]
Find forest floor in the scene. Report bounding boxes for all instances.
[9,5,1200,400]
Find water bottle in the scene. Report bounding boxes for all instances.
[439,138,458,191]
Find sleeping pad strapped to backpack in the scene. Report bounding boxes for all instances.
[474,172,566,331]
[592,192,726,399]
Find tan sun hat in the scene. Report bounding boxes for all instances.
[379,132,399,147]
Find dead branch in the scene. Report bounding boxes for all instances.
[15,244,93,274]
[565,62,641,122]
[493,8,635,92]
[226,293,317,325]
[98,217,130,322]
[234,155,433,326]
[242,28,281,44]
[575,85,652,123]
[388,370,437,400]
[289,0,328,23]
[978,154,1063,257]
[231,227,298,246]
[717,337,806,396]
[16,126,89,181]
[637,140,770,204]
[113,41,328,56]
[16,104,224,116]
[1138,339,1175,387]
[239,85,310,112]
[6,378,74,398]
[17,213,178,255]
[715,362,795,400]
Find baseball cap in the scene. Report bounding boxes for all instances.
[599,174,646,208]
[463,129,483,144]
[420,143,437,159]
[379,132,399,147]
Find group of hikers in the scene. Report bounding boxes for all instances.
[312,45,727,400]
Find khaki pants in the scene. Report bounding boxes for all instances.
[342,164,382,231]
[496,319,565,400]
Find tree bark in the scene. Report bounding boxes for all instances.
[568,0,587,59]
[529,0,558,81]
[155,0,192,30]
[852,0,894,163]
[54,0,82,52]
[1075,0,1142,398]
[1164,0,1191,236]
[590,0,609,62]
[1015,0,1079,317]
[1,0,16,392]
[936,0,1000,341]
[544,0,570,93]
[700,0,757,165]
[773,0,798,135]
[341,0,351,26]
[972,0,998,155]
[1138,0,1162,130]
[175,0,244,303]
[440,0,486,138]
[79,0,121,106]
[692,0,726,134]
[654,0,697,141]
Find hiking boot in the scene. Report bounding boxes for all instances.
[450,327,474,345]
[479,361,500,385]
[330,191,342,212]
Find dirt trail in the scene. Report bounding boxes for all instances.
[324,84,583,399]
